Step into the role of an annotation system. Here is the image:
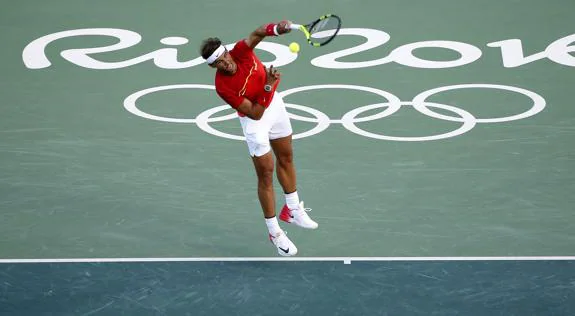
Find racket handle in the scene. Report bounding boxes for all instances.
[290,24,303,30]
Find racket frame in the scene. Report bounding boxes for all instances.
[290,14,341,47]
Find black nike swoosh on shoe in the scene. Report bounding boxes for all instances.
[279,247,290,253]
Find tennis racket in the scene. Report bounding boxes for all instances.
[289,14,342,47]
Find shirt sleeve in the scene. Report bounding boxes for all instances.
[230,40,253,61]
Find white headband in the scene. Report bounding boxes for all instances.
[205,45,226,64]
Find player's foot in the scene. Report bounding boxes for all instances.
[269,231,297,256]
[279,201,319,229]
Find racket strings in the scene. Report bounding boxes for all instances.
[309,17,340,44]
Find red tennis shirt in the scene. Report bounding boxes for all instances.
[215,40,279,117]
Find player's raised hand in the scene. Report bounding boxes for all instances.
[277,20,292,34]
[265,65,280,86]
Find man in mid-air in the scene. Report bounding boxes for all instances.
[200,20,318,256]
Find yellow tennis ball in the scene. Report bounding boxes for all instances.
[289,42,300,53]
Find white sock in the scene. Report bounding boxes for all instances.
[285,191,300,211]
[265,217,282,235]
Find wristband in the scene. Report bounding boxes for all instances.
[265,23,280,36]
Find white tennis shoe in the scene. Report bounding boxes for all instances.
[279,201,319,229]
[269,231,298,256]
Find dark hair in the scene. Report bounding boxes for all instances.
[200,37,222,60]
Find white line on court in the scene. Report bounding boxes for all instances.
[0,256,574,264]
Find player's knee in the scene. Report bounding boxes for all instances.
[257,167,274,186]
[254,155,274,185]
[277,151,293,167]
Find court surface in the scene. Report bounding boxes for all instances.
[1,0,574,314]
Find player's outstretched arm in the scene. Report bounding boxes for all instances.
[245,20,292,49]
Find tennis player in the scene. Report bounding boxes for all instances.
[200,20,318,256]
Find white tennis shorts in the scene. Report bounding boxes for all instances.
[239,93,293,157]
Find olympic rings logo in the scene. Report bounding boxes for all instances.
[123,84,546,142]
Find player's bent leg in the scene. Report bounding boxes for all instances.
[270,137,319,230]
